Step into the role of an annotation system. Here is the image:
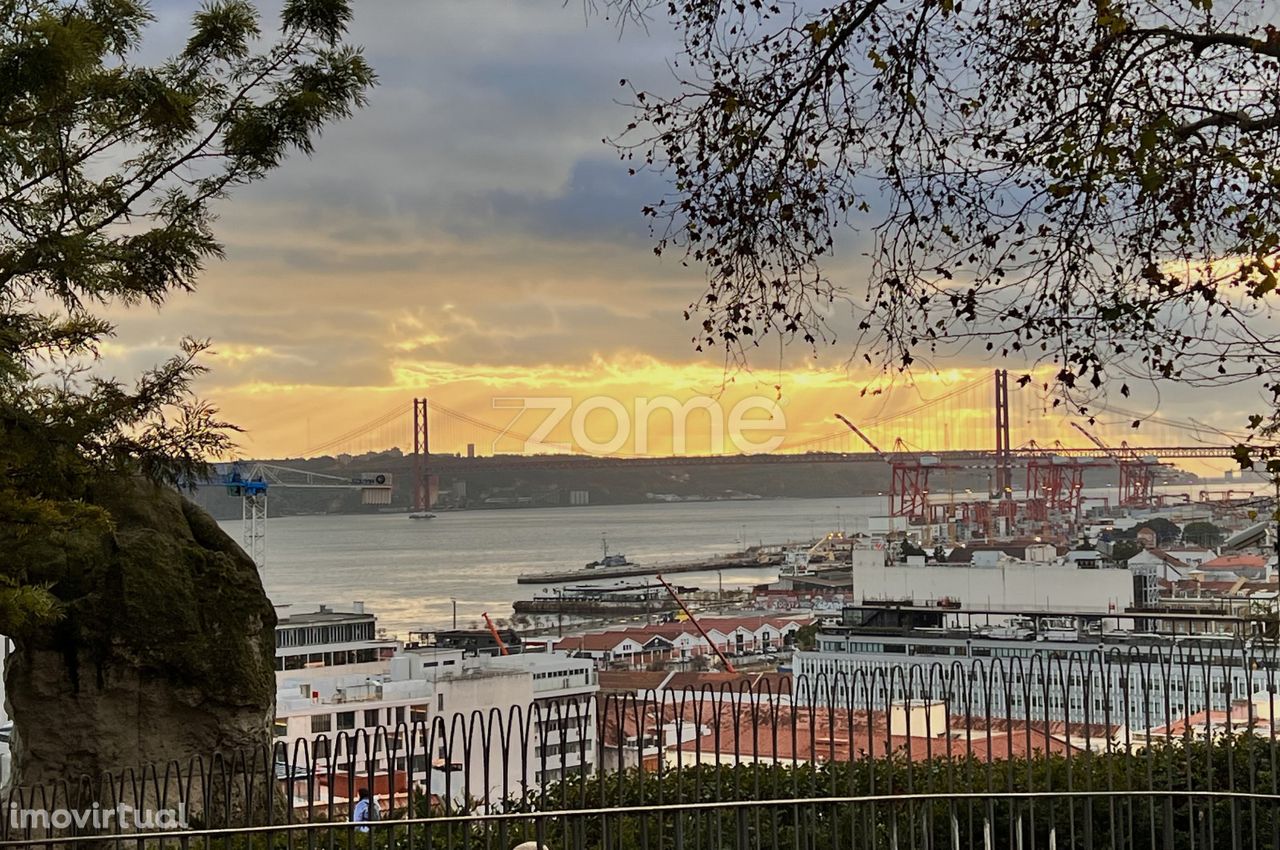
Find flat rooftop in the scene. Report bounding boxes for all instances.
[278,607,376,626]
[841,602,1273,623]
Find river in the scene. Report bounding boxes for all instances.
[220,482,1261,637]
[219,496,884,636]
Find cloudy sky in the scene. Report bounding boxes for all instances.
[99,0,1258,471]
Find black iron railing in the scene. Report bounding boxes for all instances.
[2,650,1278,849]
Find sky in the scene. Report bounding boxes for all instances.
[96,0,1264,472]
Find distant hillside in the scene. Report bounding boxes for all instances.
[189,453,1185,519]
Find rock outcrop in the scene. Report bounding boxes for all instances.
[4,477,276,802]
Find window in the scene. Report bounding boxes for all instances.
[336,711,355,731]
[438,693,445,711]
[395,706,406,724]
[311,714,332,734]
[364,709,381,728]
[273,720,289,738]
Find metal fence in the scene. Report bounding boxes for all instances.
[2,649,1278,849]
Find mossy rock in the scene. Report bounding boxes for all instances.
[6,476,277,788]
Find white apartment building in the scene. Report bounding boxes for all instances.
[850,558,1138,613]
[275,602,400,670]
[793,606,1276,730]
[275,648,598,805]
[483,652,598,787]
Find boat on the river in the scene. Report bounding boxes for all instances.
[514,579,697,616]
[584,534,636,569]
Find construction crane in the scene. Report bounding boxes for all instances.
[834,414,950,522]
[1069,424,1162,507]
[481,612,510,656]
[218,462,392,569]
[834,414,885,457]
[654,574,737,674]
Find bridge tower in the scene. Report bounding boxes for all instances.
[412,398,433,511]
[993,369,1012,500]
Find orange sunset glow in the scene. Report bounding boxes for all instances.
[84,1,1256,481]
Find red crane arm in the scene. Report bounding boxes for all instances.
[654,574,737,674]
[481,612,509,656]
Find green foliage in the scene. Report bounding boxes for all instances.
[792,621,819,650]
[1115,517,1181,546]
[405,737,1278,850]
[207,735,1280,850]
[1109,538,1145,562]
[1144,518,1183,545]
[1182,521,1226,548]
[0,0,374,637]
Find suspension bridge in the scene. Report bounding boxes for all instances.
[219,371,1258,566]
[298,371,1240,466]
[284,371,1250,519]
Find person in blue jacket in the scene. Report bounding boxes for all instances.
[352,787,380,832]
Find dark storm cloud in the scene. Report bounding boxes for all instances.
[103,0,1265,446]
[465,158,663,245]
[102,0,716,396]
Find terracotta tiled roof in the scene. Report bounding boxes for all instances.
[1201,554,1267,570]
[597,671,672,692]
[560,616,812,651]
[554,632,654,652]
[596,694,1115,762]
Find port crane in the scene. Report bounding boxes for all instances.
[219,462,392,569]
[1069,424,1163,507]
[654,574,737,674]
[834,413,953,522]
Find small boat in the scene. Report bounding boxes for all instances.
[514,579,695,616]
[584,534,636,569]
[983,617,1036,641]
[408,512,437,520]
[1037,617,1080,642]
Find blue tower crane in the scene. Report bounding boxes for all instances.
[214,462,392,570]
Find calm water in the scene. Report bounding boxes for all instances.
[220,482,1256,637]
[220,496,886,636]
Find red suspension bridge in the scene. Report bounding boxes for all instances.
[294,371,1245,522]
